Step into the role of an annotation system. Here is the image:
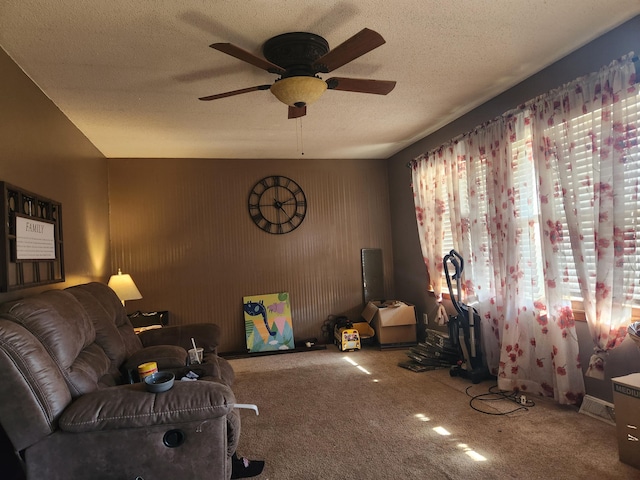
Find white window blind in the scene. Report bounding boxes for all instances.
[441,124,543,301]
[441,166,458,293]
[546,91,640,306]
[510,126,545,302]
[442,202,454,258]
[622,93,640,306]
[440,90,639,307]
[441,155,475,290]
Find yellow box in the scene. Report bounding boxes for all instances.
[612,373,640,470]
[361,301,417,346]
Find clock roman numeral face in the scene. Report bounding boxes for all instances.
[248,176,307,234]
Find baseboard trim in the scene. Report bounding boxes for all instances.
[220,344,327,360]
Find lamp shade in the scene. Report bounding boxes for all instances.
[108,268,142,302]
[270,76,327,107]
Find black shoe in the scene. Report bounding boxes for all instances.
[231,455,265,479]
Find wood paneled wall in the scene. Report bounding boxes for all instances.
[108,158,394,353]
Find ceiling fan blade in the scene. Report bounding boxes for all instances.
[326,77,396,95]
[210,43,285,74]
[199,85,271,101]
[288,105,307,119]
[313,28,385,73]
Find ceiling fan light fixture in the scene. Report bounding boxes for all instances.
[270,76,327,107]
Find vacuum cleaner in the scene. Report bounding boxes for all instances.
[443,249,490,384]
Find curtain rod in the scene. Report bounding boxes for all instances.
[407,55,639,169]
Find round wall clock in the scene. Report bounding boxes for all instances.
[248,175,307,234]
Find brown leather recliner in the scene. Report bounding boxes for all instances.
[0,282,240,480]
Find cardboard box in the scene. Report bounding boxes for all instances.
[361,301,417,347]
[612,373,640,470]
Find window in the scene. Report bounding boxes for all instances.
[440,90,640,308]
[545,92,640,306]
[413,57,638,391]
[441,118,543,303]
[510,120,545,303]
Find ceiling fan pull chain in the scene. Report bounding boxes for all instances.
[297,118,305,156]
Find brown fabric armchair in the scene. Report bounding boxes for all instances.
[0,282,240,479]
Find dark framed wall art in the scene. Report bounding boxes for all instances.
[0,182,64,291]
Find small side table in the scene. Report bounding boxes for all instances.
[128,310,169,333]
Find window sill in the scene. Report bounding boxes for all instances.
[435,292,639,323]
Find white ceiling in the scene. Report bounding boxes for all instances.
[1,1,639,160]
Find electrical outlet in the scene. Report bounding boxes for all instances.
[423,313,429,325]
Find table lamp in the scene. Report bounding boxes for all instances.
[108,268,142,306]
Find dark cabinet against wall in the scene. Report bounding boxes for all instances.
[0,182,64,292]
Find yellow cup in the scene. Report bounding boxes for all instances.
[138,362,158,380]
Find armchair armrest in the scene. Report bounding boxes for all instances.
[138,323,221,353]
[123,344,188,373]
[59,381,235,433]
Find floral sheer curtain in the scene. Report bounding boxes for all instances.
[412,116,585,404]
[497,110,584,404]
[410,54,637,404]
[530,54,639,379]
[412,150,448,300]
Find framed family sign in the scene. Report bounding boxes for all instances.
[0,182,64,292]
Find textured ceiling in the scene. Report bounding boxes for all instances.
[1,1,639,160]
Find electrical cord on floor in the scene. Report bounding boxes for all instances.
[465,385,536,415]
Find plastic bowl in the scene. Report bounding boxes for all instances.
[144,371,175,393]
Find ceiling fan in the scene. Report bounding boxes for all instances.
[198,28,396,119]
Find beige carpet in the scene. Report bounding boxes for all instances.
[229,346,636,480]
